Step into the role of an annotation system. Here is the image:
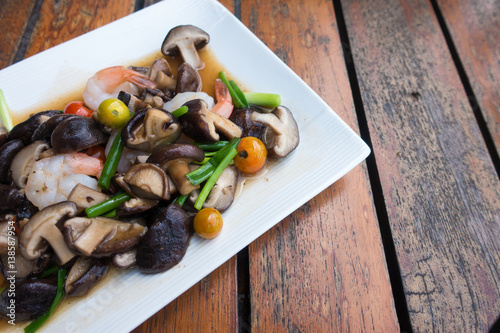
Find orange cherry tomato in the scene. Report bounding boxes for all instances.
[194,208,223,239]
[233,137,267,174]
[64,101,93,117]
[83,145,106,163]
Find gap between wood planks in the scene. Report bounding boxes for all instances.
[331,0,414,331]
[12,0,44,65]
[430,0,500,180]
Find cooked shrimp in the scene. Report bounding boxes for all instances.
[82,66,157,111]
[163,91,215,112]
[211,78,234,118]
[25,153,104,210]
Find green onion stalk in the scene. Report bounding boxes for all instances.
[0,89,14,131]
[24,269,67,333]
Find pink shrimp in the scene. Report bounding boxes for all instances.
[211,78,234,118]
[25,153,104,210]
[82,66,157,111]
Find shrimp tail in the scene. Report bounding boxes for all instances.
[125,69,157,90]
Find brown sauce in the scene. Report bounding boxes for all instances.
[10,47,230,126]
[0,48,234,331]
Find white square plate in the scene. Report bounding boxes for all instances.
[0,0,370,332]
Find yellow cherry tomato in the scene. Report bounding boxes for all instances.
[233,136,267,174]
[194,208,223,239]
[97,98,131,128]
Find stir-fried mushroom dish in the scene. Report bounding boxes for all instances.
[0,24,299,330]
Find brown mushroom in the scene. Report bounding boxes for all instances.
[0,139,24,184]
[65,257,109,296]
[118,163,170,200]
[189,165,239,212]
[116,197,159,217]
[51,116,108,154]
[229,107,266,140]
[251,105,300,158]
[136,203,193,274]
[8,110,61,145]
[121,108,181,153]
[19,201,78,265]
[112,249,136,269]
[147,58,177,91]
[67,184,111,214]
[176,62,202,93]
[63,216,146,257]
[10,140,49,188]
[180,99,242,142]
[0,278,57,322]
[118,91,151,113]
[161,25,210,70]
[147,144,205,196]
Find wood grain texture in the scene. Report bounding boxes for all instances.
[340,0,500,331]
[240,0,399,331]
[0,0,37,68]
[132,258,238,333]
[23,0,136,58]
[437,0,500,157]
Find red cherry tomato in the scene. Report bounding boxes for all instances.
[234,137,267,174]
[64,101,93,117]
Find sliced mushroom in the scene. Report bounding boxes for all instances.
[190,165,238,212]
[67,184,110,214]
[180,99,242,142]
[229,108,266,140]
[31,114,78,142]
[113,249,136,269]
[147,58,177,91]
[118,91,151,113]
[65,257,109,297]
[0,278,57,322]
[0,185,38,219]
[119,163,170,200]
[51,116,108,154]
[147,143,205,195]
[10,140,49,188]
[136,203,193,274]
[0,139,24,184]
[161,25,210,70]
[0,184,24,214]
[8,110,61,145]
[176,62,202,93]
[116,196,158,217]
[63,217,147,257]
[0,221,52,279]
[19,201,78,265]
[121,108,181,153]
[251,105,299,158]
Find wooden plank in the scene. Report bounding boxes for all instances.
[23,0,136,58]
[340,0,500,331]
[436,0,500,157]
[0,0,37,68]
[5,0,238,331]
[240,0,399,331]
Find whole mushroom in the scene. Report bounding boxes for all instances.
[161,25,210,70]
[19,201,78,265]
[180,99,242,142]
[147,143,205,196]
[251,105,299,158]
[121,108,181,153]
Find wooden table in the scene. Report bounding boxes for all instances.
[1,0,499,332]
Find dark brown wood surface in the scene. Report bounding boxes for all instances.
[1,0,499,332]
[437,0,500,158]
[340,0,500,331]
